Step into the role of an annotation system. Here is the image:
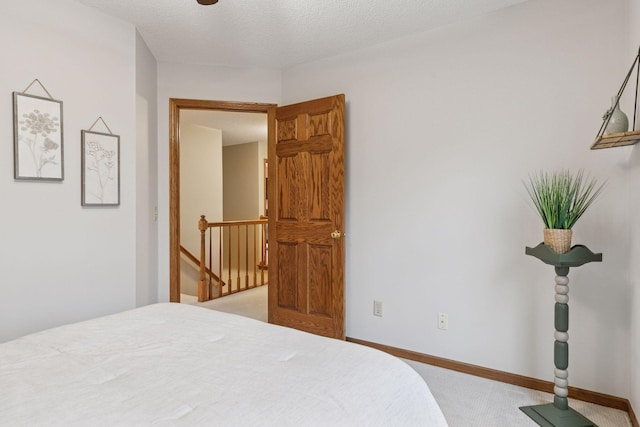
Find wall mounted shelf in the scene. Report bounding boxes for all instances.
[591,47,640,150]
[591,129,640,149]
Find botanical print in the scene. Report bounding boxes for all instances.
[82,131,119,205]
[13,93,63,180]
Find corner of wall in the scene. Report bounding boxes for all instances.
[135,31,159,307]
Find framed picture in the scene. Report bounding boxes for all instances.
[13,92,64,180]
[81,130,120,206]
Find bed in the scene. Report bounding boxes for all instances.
[0,303,448,426]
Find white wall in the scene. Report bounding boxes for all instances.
[258,140,268,216]
[223,142,261,220]
[282,0,632,398]
[156,62,281,301]
[179,124,223,296]
[0,0,137,341]
[136,31,159,307]
[180,124,223,254]
[628,0,640,415]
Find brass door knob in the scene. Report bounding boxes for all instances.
[331,230,342,239]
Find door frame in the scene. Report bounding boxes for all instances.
[169,98,277,302]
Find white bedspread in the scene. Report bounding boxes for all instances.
[0,303,448,426]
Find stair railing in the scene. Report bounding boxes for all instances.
[197,215,268,302]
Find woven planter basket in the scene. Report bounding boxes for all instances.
[543,229,572,254]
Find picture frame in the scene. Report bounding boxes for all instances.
[81,130,120,206]
[13,92,64,181]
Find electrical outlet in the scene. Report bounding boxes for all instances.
[438,312,448,330]
[373,300,383,317]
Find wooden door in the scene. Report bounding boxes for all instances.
[267,94,346,339]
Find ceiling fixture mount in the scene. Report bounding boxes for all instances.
[197,0,219,4]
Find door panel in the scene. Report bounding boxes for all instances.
[277,242,298,310]
[310,152,331,220]
[277,155,300,220]
[308,244,332,317]
[268,94,345,339]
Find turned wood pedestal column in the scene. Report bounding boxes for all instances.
[519,243,602,427]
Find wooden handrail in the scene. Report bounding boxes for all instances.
[207,219,268,227]
[197,215,268,302]
[180,245,225,287]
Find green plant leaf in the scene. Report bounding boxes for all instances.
[524,169,605,230]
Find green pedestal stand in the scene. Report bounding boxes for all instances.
[519,243,602,427]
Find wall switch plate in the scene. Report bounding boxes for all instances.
[373,300,383,317]
[438,312,448,330]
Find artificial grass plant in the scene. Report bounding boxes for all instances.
[524,169,605,230]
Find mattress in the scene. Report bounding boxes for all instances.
[0,303,448,426]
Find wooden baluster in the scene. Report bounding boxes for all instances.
[236,226,241,292]
[197,215,209,302]
[245,224,249,290]
[261,221,266,286]
[207,226,215,299]
[218,225,222,298]
[227,225,232,294]
[208,228,213,298]
[253,224,257,287]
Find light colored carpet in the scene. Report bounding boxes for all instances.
[406,360,632,426]
[181,285,268,322]
[181,288,632,427]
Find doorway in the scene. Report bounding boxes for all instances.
[169,99,276,304]
[170,95,346,339]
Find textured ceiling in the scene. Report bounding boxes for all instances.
[74,0,529,69]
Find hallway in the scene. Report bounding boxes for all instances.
[181,285,267,322]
